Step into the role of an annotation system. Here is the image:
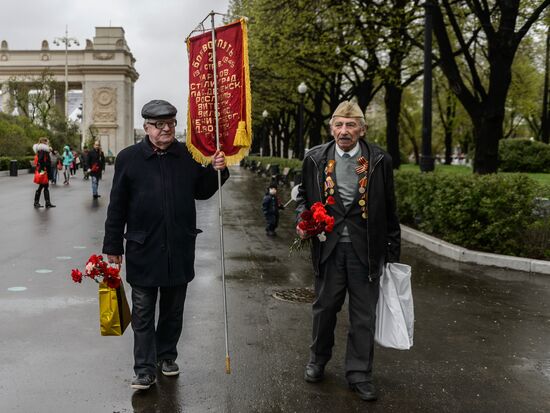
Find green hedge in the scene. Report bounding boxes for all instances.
[499,139,550,173]
[0,156,35,171]
[395,170,549,259]
[246,156,303,170]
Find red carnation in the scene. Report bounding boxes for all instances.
[71,254,122,289]
[326,196,336,205]
[71,269,83,283]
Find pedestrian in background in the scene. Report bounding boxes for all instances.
[81,147,90,180]
[102,99,229,391]
[62,145,73,185]
[32,137,56,208]
[86,141,106,199]
[49,149,59,185]
[70,150,78,176]
[262,184,284,236]
[296,101,400,402]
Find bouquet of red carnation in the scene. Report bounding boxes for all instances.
[291,196,336,252]
[71,254,122,289]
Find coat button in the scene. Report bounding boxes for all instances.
[161,244,166,251]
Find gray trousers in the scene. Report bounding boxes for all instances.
[131,284,188,376]
[310,243,380,384]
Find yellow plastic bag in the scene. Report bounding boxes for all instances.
[99,281,131,336]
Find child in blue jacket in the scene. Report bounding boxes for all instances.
[262,184,284,236]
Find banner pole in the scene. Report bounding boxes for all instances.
[210,11,231,375]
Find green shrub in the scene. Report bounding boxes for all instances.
[0,156,34,171]
[395,170,548,259]
[499,138,550,173]
[245,156,303,170]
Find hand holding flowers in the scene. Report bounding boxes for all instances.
[291,196,336,251]
[71,254,122,289]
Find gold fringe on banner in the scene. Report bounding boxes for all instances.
[186,18,252,166]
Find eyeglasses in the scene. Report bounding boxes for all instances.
[146,119,177,129]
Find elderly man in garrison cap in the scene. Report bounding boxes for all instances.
[295,100,400,401]
[102,99,228,390]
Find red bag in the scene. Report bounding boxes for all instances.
[33,169,48,185]
[56,160,63,170]
[90,163,100,174]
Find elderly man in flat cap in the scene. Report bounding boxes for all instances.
[295,101,400,401]
[102,99,228,390]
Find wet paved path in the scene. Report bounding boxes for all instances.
[0,166,549,412]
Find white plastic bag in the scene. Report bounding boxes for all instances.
[375,262,414,350]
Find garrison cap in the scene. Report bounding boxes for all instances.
[141,99,177,119]
[332,101,364,119]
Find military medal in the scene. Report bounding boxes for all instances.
[356,157,369,219]
[324,160,336,200]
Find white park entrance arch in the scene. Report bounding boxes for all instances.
[0,27,139,156]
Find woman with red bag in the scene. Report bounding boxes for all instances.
[32,137,56,208]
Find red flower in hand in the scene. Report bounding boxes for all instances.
[71,269,83,283]
[326,196,336,205]
[71,254,122,289]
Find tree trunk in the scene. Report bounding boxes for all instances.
[384,83,402,169]
[473,114,503,174]
[444,129,453,165]
[542,21,550,143]
[444,90,455,165]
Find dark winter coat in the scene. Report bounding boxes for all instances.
[86,149,106,179]
[295,139,400,279]
[102,137,229,287]
[262,193,283,226]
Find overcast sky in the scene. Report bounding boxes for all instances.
[0,0,231,131]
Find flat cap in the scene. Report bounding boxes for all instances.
[141,99,177,119]
[332,101,364,119]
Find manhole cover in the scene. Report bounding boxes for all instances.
[272,288,315,303]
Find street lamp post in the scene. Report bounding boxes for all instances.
[297,82,308,159]
[420,1,435,172]
[54,26,79,120]
[261,110,269,157]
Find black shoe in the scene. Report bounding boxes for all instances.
[304,363,325,383]
[159,359,180,376]
[93,194,101,199]
[45,203,56,208]
[131,374,156,390]
[34,203,43,208]
[350,381,378,401]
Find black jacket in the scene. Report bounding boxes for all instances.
[295,139,400,279]
[102,137,229,287]
[86,149,106,178]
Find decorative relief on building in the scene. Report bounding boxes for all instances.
[41,40,49,50]
[93,52,115,60]
[93,87,117,123]
[85,39,93,50]
[41,54,50,61]
[1,40,8,50]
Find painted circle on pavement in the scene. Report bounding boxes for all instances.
[8,287,27,292]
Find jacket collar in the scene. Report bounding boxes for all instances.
[140,136,182,159]
[307,139,383,167]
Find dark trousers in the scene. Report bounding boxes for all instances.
[265,214,279,232]
[131,284,188,376]
[310,243,380,384]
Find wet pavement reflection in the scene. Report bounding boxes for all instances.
[0,166,549,412]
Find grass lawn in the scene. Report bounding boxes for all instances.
[399,163,550,188]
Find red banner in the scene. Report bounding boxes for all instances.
[187,19,252,165]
